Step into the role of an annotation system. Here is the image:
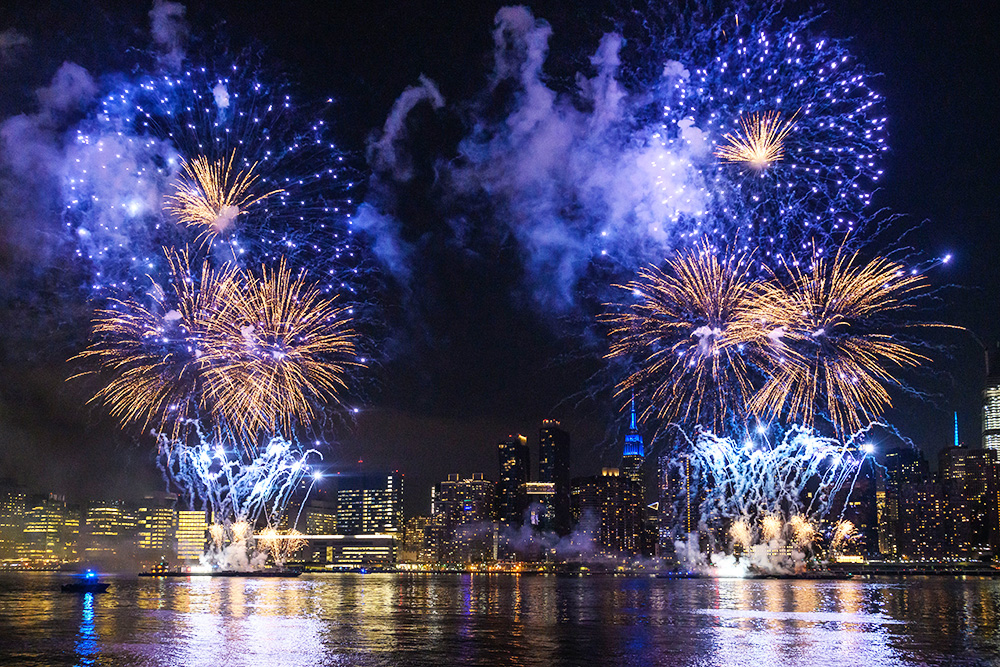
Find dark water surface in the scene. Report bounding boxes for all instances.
[0,572,997,666]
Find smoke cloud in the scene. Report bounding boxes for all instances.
[363,6,711,316]
[149,0,189,70]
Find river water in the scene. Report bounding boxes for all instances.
[0,572,997,666]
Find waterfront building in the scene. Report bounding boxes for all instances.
[431,473,496,563]
[336,472,403,535]
[0,480,26,563]
[176,510,208,562]
[538,421,571,535]
[400,515,436,564]
[573,469,643,556]
[20,494,79,565]
[898,481,947,560]
[657,452,696,560]
[137,494,178,564]
[321,534,396,568]
[524,481,556,531]
[939,446,1000,558]
[83,499,138,563]
[877,448,929,558]
[497,435,530,525]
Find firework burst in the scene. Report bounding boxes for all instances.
[604,244,759,429]
[165,151,284,248]
[750,247,929,436]
[715,110,798,171]
[203,258,361,448]
[72,248,238,440]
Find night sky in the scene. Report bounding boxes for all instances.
[0,0,998,516]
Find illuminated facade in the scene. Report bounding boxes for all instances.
[573,469,642,556]
[984,357,1000,451]
[137,495,178,558]
[899,481,946,560]
[176,510,208,561]
[538,421,571,535]
[431,473,496,563]
[877,447,929,558]
[323,534,396,567]
[336,472,403,535]
[20,494,79,564]
[620,400,645,494]
[0,481,26,563]
[497,435,530,525]
[83,499,138,562]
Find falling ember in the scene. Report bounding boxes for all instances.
[165,150,284,247]
[715,110,798,171]
[788,514,816,547]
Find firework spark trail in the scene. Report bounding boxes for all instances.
[715,110,798,171]
[604,243,759,430]
[71,248,239,441]
[157,426,320,530]
[165,151,284,248]
[750,246,930,436]
[664,425,867,539]
[202,258,361,449]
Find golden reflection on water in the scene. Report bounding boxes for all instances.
[1,573,999,666]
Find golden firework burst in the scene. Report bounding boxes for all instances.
[202,258,361,447]
[715,110,798,170]
[604,243,759,429]
[749,248,928,436]
[165,150,284,246]
[71,248,239,441]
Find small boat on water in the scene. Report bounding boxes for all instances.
[61,570,111,593]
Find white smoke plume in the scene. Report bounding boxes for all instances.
[363,6,711,314]
[149,0,188,70]
[367,75,444,182]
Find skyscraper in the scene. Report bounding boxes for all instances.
[497,434,530,525]
[0,480,26,563]
[538,420,571,534]
[620,400,645,497]
[176,510,208,561]
[431,473,496,563]
[984,346,1000,451]
[20,494,80,565]
[336,471,403,535]
[137,494,178,561]
[83,499,138,563]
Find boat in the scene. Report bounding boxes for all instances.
[61,570,111,593]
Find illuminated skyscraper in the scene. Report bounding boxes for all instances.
[20,494,79,565]
[984,347,1000,451]
[336,472,403,535]
[0,480,26,563]
[83,499,138,563]
[137,494,178,559]
[497,435,530,525]
[176,510,208,561]
[939,446,1000,558]
[877,447,929,558]
[431,473,496,563]
[620,400,645,496]
[538,420,571,534]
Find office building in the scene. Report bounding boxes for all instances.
[431,473,496,563]
[0,480,26,563]
[497,435,530,525]
[20,494,79,565]
[984,347,1000,451]
[176,510,208,561]
[620,400,645,496]
[137,494,178,562]
[336,472,403,535]
[538,420,571,535]
[83,499,138,563]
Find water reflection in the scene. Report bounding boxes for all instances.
[0,573,998,666]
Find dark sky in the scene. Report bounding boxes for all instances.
[0,0,998,516]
